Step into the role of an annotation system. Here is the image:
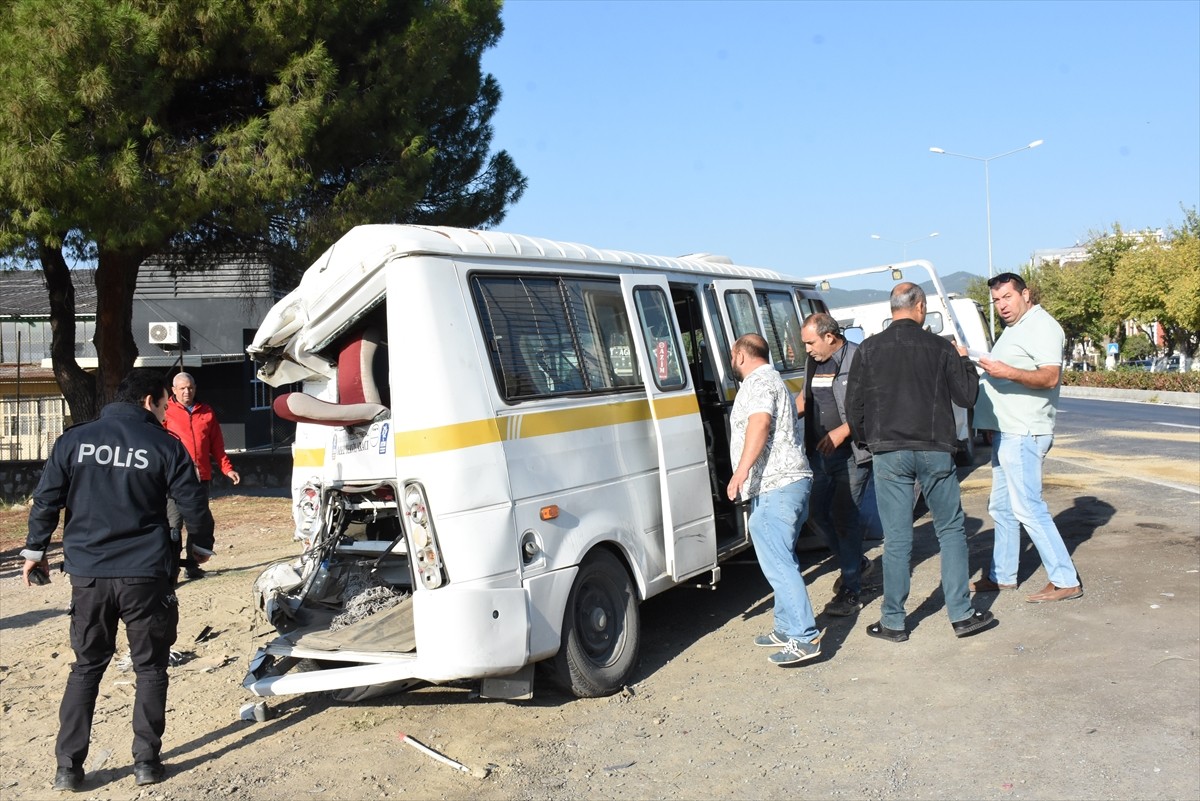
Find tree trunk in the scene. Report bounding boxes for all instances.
[40,243,98,423]
[93,249,147,407]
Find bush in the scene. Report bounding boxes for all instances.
[1121,334,1155,361]
[1063,369,1200,392]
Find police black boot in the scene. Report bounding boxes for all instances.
[52,766,83,792]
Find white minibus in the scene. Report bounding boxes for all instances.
[241,225,829,702]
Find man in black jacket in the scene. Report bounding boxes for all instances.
[797,312,879,617]
[22,369,214,792]
[845,283,994,642]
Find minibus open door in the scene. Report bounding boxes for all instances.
[619,275,718,582]
[708,279,772,548]
[712,279,770,361]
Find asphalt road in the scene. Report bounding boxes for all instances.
[1050,397,1200,493]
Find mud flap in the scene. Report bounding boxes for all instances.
[480,664,535,701]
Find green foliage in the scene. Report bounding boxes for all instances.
[1106,215,1200,353]
[1063,368,1200,393]
[1028,210,1199,362]
[1121,332,1155,361]
[0,0,525,415]
[1,0,525,267]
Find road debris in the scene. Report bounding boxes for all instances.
[398,733,489,778]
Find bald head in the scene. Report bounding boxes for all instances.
[890,283,927,324]
[731,333,770,380]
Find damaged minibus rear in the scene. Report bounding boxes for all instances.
[241,225,829,701]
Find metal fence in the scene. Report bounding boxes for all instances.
[0,396,67,461]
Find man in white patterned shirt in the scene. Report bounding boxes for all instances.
[727,333,822,666]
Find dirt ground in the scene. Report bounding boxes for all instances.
[2,449,1198,801]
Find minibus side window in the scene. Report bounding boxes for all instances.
[723,290,759,339]
[471,274,640,402]
[794,292,828,320]
[586,292,642,387]
[631,287,686,391]
[756,290,805,372]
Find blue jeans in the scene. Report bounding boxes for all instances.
[987,432,1079,588]
[749,478,820,642]
[809,451,866,593]
[857,471,884,541]
[873,450,974,630]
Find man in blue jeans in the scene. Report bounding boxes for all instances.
[796,312,880,617]
[846,283,995,642]
[727,333,822,666]
[973,272,1082,603]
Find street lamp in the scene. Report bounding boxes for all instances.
[870,231,940,261]
[929,139,1044,333]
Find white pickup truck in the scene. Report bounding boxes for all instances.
[803,260,991,466]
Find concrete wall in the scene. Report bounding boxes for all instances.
[1,450,294,504]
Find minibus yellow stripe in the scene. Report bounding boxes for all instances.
[386,394,702,455]
[516,398,652,438]
[651,393,700,419]
[395,417,503,455]
[783,376,805,393]
[294,448,326,467]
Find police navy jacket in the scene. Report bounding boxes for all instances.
[844,318,979,455]
[23,402,215,579]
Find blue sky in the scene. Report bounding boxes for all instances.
[481,0,1200,287]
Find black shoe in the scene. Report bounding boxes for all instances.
[951,609,996,638]
[52,766,83,792]
[184,564,206,580]
[823,588,863,617]
[865,621,909,642]
[133,760,165,786]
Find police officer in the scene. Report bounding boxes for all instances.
[22,369,214,792]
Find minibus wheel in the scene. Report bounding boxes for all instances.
[551,549,641,698]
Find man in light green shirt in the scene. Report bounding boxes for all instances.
[973,273,1082,604]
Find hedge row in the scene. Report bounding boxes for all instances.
[1062,369,1200,392]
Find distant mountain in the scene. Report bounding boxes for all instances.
[930,270,986,296]
[819,270,985,308]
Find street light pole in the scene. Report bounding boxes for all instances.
[929,139,1043,334]
[870,231,939,262]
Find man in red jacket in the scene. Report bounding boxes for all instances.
[164,372,240,580]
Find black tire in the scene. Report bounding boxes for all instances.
[550,549,640,698]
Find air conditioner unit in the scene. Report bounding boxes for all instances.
[149,321,183,347]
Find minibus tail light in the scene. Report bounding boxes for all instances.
[295,481,322,541]
[401,482,446,590]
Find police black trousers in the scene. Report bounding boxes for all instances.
[168,479,211,568]
[56,576,178,769]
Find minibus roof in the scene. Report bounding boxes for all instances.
[315,225,807,282]
[249,225,818,385]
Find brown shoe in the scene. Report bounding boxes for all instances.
[1026,582,1083,603]
[970,577,1016,593]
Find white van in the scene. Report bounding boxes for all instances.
[242,225,829,701]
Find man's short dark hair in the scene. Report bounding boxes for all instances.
[890,282,926,311]
[114,369,169,406]
[802,312,842,339]
[987,272,1027,292]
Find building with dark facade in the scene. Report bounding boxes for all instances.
[1,258,294,460]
